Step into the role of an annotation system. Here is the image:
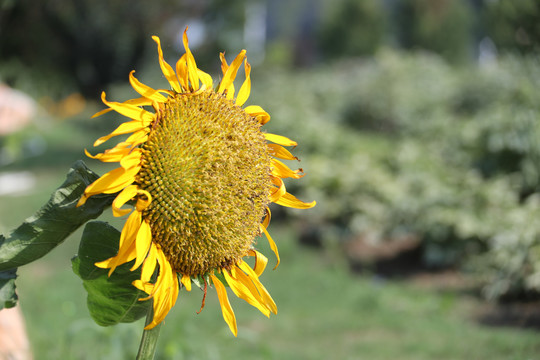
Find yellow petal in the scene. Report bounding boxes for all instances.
[140,243,158,283]
[131,220,152,271]
[247,250,268,277]
[267,143,298,161]
[260,225,280,269]
[129,71,168,102]
[93,121,147,147]
[125,129,149,148]
[211,274,237,337]
[262,207,271,228]
[269,176,286,203]
[182,28,200,91]
[237,261,277,314]
[145,256,179,329]
[112,184,138,217]
[223,270,270,317]
[84,145,131,163]
[77,166,139,206]
[152,35,182,93]
[245,105,271,125]
[271,158,304,179]
[181,274,192,291]
[275,192,316,209]
[100,92,155,124]
[220,52,229,75]
[236,60,251,106]
[218,50,246,95]
[119,149,142,170]
[175,54,189,90]
[197,69,213,89]
[92,96,154,119]
[264,133,297,147]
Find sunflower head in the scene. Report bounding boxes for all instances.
[78,28,315,336]
[138,90,272,277]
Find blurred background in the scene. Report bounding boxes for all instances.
[1,0,540,358]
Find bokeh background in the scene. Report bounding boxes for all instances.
[1,0,540,358]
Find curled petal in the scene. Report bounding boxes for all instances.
[245,105,270,125]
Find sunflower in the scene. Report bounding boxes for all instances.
[77,28,315,336]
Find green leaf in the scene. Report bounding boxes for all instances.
[0,268,18,310]
[0,160,116,271]
[72,221,151,326]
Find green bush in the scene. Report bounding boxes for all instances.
[251,51,540,300]
[393,0,474,64]
[318,0,387,59]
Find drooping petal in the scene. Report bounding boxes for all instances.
[211,274,237,337]
[274,192,317,209]
[119,148,142,170]
[223,270,270,317]
[77,166,139,206]
[92,96,154,119]
[152,36,182,93]
[145,250,179,329]
[93,121,147,147]
[84,144,131,163]
[271,158,304,179]
[260,225,280,269]
[129,71,168,102]
[181,274,192,291]
[267,143,298,161]
[95,209,142,275]
[112,184,138,217]
[100,92,155,124]
[237,261,277,314]
[140,243,158,283]
[130,220,153,271]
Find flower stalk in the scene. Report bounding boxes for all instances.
[136,305,162,360]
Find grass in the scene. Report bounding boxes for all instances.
[9,222,540,360]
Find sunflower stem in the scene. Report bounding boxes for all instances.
[136,306,162,360]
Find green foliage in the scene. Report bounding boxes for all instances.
[0,161,115,308]
[393,0,474,64]
[253,51,540,300]
[0,268,17,309]
[483,0,540,54]
[72,221,151,326]
[318,0,387,59]
[0,161,114,271]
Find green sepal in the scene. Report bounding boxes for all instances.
[72,221,151,326]
[0,160,115,271]
[0,268,18,310]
